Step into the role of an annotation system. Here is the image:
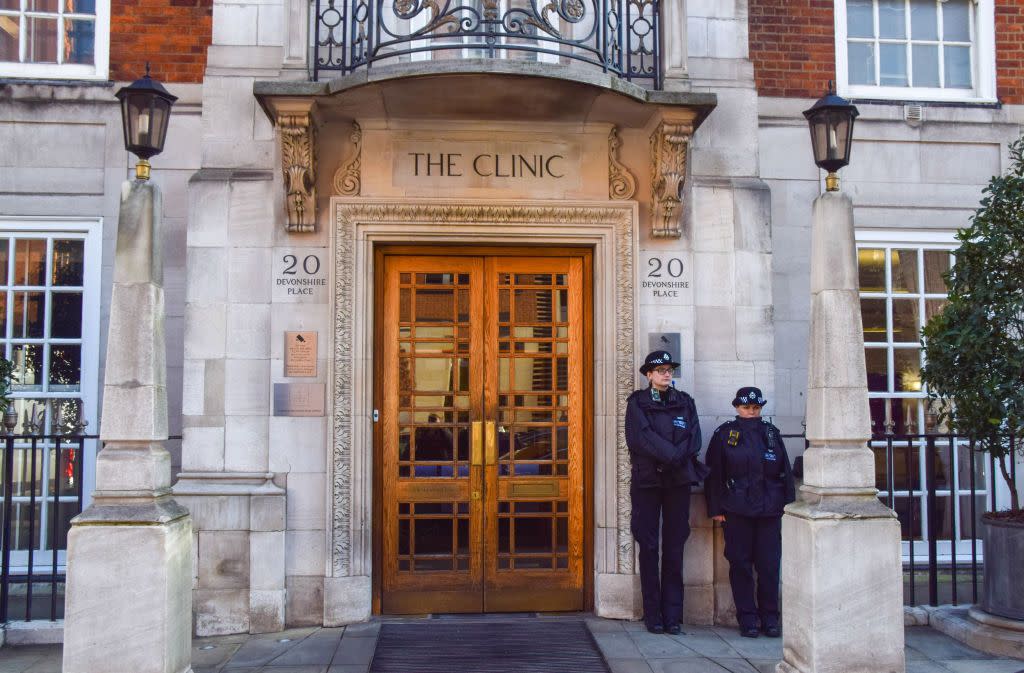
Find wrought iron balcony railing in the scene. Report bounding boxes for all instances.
[312,0,662,88]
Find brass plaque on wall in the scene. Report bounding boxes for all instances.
[285,331,318,377]
[273,383,326,417]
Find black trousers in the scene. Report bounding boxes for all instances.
[630,484,691,627]
[722,513,782,629]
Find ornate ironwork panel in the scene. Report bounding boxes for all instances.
[312,0,661,87]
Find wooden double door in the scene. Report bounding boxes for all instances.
[376,248,591,614]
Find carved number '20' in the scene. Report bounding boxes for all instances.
[647,257,684,278]
[282,255,321,275]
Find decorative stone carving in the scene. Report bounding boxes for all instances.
[333,122,362,197]
[331,201,637,577]
[649,121,693,238]
[608,127,637,201]
[279,113,317,233]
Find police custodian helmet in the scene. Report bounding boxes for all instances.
[731,386,767,407]
[640,351,681,375]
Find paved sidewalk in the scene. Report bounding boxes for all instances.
[0,619,1021,673]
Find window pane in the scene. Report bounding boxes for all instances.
[912,44,939,87]
[861,298,887,342]
[894,348,922,392]
[26,0,58,11]
[878,0,906,39]
[0,240,8,285]
[51,292,82,338]
[858,248,886,291]
[880,43,908,86]
[924,298,946,324]
[27,16,58,63]
[13,291,46,338]
[891,249,918,293]
[0,0,19,9]
[50,344,81,390]
[923,250,950,293]
[944,45,972,88]
[847,0,875,38]
[0,21,16,61]
[63,18,95,64]
[892,298,921,343]
[52,240,83,286]
[866,348,888,392]
[0,293,6,336]
[68,0,96,14]
[848,42,876,85]
[942,0,970,41]
[910,0,937,40]
[15,239,46,286]
[12,344,43,390]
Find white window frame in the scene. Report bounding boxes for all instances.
[834,0,996,103]
[0,0,110,80]
[0,218,102,574]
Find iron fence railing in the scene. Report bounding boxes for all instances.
[312,0,662,87]
[0,432,91,622]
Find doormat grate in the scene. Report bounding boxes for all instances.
[369,620,611,673]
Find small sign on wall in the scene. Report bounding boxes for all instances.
[273,383,326,417]
[285,331,318,377]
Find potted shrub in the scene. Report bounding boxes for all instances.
[921,135,1024,620]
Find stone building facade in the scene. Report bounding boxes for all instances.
[1,0,1022,636]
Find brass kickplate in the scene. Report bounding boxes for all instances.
[510,481,559,497]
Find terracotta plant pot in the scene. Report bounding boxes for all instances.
[981,515,1024,620]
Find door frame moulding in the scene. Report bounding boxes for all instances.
[327,198,639,622]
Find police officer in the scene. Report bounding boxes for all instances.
[626,351,709,635]
[704,387,795,638]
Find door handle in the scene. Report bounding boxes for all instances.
[485,420,497,465]
[471,421,483,466]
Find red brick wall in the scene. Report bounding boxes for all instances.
[749,0,1024,104]
[749,0,835,99]
[109,0,212,84]
[996,0,1024,104]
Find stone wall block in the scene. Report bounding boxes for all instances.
[198,530,251,589]
[733,181,772,253]
[690,186,734,252]
[249,589,286,634]
[683,525,714,586]
[182,426,226,472]
[204,359,227,416]
[194,588,250,636]
[202,76,256,143]
[182,359,206,416]
[250,531,286,590]
[228,179,276,247]
[212,3,258,46]
[175,494,249,531]
[594,573,642,620]
[187,179,230,248]
[229,247,273,303]
[286,576,325,627]
[99,387,168,443]
[226,304,272,359]
[695,306,736,361]
[693,252,735,307]
[286,473,327,530]
[286,530,326,576]
[186,248,228,304]
[185,304,227,360]
[225,415,270,472]
[251,494,286,531]
[224,359,271,416]
[682,584,715,625]
[94,444,172,495]
[269,416,327,473]
[735,306,775,362]
[322,576,372,626]
[734,251,773,306]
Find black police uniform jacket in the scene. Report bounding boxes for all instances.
[625,387,709,488]
[704,417,796,518]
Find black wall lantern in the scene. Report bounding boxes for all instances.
[115,64,178,181]
[802,82,859,192]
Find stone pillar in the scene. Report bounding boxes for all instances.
[776,191,905,673]
[63,181,193,673]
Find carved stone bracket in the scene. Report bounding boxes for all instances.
[333,122,362,197]
[278,112,317,233]
[649,120,693,238]
[608,127,637,200]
